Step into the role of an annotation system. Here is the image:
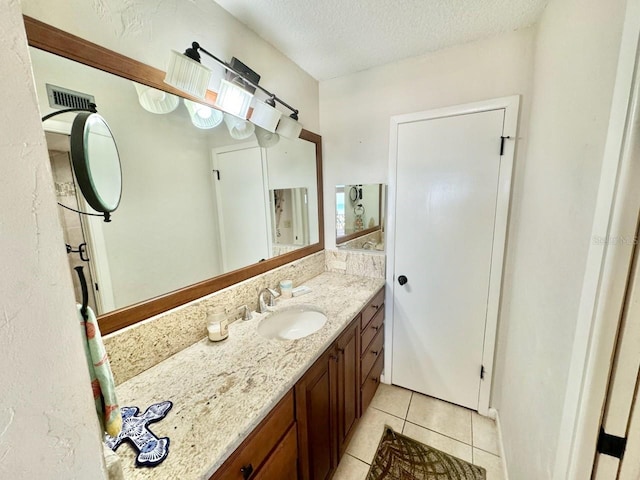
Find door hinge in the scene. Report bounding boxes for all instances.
[500,136,511,156]
[597,427,627,459]
[480,365,485,380]
[94,283,99,292]
[212,169,221,180]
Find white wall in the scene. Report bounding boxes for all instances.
[320,27,536,248]
[492,0,627,478]
[20,0,319,134]
[0,1,106,478]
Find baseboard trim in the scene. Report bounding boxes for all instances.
[488,407,509,480]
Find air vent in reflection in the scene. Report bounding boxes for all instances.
[46,84,95,110]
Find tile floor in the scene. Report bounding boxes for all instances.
[334,384,505,480]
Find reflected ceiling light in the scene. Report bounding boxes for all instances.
[133,83,179,114]
[275,112,303,140]
[250,96,281,133]
[255,126,280,148]
[223,113,255,140]
[165,42,301,127]
[183,99,224,129]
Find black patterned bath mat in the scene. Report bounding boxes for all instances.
[367,426,486,480]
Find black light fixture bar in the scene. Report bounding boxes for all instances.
[190,42,299,118]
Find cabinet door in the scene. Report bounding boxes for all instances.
[254,424,298,480]
[336,318,360,456]
[295,350,338,480]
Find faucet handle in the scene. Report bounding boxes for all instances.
[237,305,252,321]
[267,288,279,306]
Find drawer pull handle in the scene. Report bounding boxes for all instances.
[372,304,380,309]
[371,377,379,384]
[371,350,378,355]
[337,347,345,354]
[241,464,254,479]
[372,326,379,331]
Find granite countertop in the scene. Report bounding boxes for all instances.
[114,272,385,480]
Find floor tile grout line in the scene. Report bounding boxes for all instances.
[345,452,371,466]
[404,419,474,447]
[405,391,413,420]
[473,446,501,458]
[370,405,409,422]
[347,452,372,466]
[471,410,475,463]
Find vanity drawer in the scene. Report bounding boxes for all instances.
[210,390,295,480]
[361,329,384,385]
[361,349,384,413]
[361,307,384,355]
[361,288,385,331]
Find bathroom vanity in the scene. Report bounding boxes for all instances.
[114,273,385,479]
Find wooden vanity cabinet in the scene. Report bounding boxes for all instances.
[212,287,385,480]
[209,390,296,480]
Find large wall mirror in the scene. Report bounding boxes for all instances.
[336,184,386,251]
[25,16,324,334]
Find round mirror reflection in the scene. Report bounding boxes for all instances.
[70,112,122,213]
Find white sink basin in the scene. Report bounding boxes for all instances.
[257,305,327,340]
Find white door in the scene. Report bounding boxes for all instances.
[592,225,640,479]
[391,107,509,410]
[213,145,270,272]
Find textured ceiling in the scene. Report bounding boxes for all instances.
[212,0,547,80]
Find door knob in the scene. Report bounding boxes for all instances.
[398,275,408,286]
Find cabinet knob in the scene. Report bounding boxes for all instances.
[371,350,378,355]
[329,354,337,361]
[372,304,380,309]
[241,464,254,479]
[337,347,345,354]
[372,325,379,331]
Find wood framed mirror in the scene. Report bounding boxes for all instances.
[25,15,324,334]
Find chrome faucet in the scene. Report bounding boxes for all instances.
[258,287,279,313]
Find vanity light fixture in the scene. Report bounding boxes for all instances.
[250,96,281,133]
[223,113,255,140]
[215,78,254,118]
[276,111,303,140]
[183,99,224,129]
[133,83,179,114]
[164,42,302,137]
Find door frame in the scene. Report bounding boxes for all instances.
[385,95,520,415]
[554,0,640,477]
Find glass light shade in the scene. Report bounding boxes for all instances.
[164,50,212,99]
[255,126,280,148]
[275,115,303,139]
[183,99,224,129]
[215,79,253,118]
[223,113,256,140]
[250,100,281,133]
[133,83,179,114]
